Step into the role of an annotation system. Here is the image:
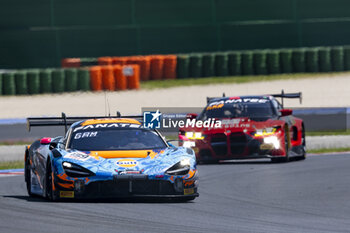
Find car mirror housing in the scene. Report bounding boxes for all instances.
[186,113,198,120]
[279,109,293,116]
[40,137,52,145]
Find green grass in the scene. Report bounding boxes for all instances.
[308,147,350,154]
[0,141,31,146]
[306,130,350,136]
[140,71,350,89]
[0,160,24,170]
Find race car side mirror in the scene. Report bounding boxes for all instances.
[186,113,198,120]
[279,109,293,116]
[40,137,52,145]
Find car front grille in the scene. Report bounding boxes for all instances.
[210,133,227,156]
[84,179,177,197]
[230,132,247,155]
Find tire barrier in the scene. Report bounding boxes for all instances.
[280,49,293,73]
[61,58,81,68]
[189,54,203,78]
[39,69,52,93]
[150,56,164,80]
[14,71,27,95]
[27,69,40,95]
[101,66,115,91]
[343,46,350,70]
[89,66,103,91]
[3,45,350,96]
[318,47,332,72]
[266,50,280,74]
[77,69,90,91]
[3,72,16,95]
[305,48,319,72]
[215,53,229,76]
[177,55,190,79]
[242,51,254,75]
[228,52,241,76]
[112,57,128,66]
[52,69,65,93]
[114,65,127,90]
[80,58,98,67]
[125,56,151,81]
[202,53,215,77]
[331,46,344,71]
[163,55,177,79]
[127,65,140,90]
[0,73,2,95]
[98,57,113,66]
[253,50,268,75]
[64,68,78,92]
[292,49,306,73]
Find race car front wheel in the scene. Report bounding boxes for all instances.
[297,126,306,160]
[25,155,33,197]
[45,160,58,201]
[271,129,290,163]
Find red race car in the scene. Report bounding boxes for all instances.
[179,91,305,163]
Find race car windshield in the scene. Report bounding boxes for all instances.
[199,99,274,120]
[69,128,167,151]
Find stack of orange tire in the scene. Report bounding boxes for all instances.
[101,66,115,91]
[98,57,113,66]
[163,55,177,79]
[127,65,140,89]
[62,58,81,68]
[112,57,128,66]
[150,55,165,80]
[124,56,151,81]
[113,65,127,90]
[89,66,103,91]
[138,56,151,81]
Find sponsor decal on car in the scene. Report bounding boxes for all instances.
[73,123,141,132]
[184,188,194,195]
[60,191,74,198]
[64,152,89,161]
[116,159,138,168]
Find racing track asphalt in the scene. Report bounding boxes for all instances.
[0,153,349,233]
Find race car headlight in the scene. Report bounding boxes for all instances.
[254,127,278,136]
[264,136,280,149]
[183,141,196,148]
[62,162,95,177]
[185,132,204,140]
[180,158,191,166]
[166,159,191,175]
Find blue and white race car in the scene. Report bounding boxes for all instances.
[25,115,198,201]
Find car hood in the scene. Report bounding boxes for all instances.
[58,147,196,176]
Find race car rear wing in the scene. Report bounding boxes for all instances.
[206,93,226,104]
[27,112,143,133]
[206,90,302,108]
[270,90,302,108]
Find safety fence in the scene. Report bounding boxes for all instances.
[0,65,140,96]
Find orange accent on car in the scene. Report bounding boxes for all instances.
[57,182,74,189]
[90,150,152,158]
[81,118,141,126]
